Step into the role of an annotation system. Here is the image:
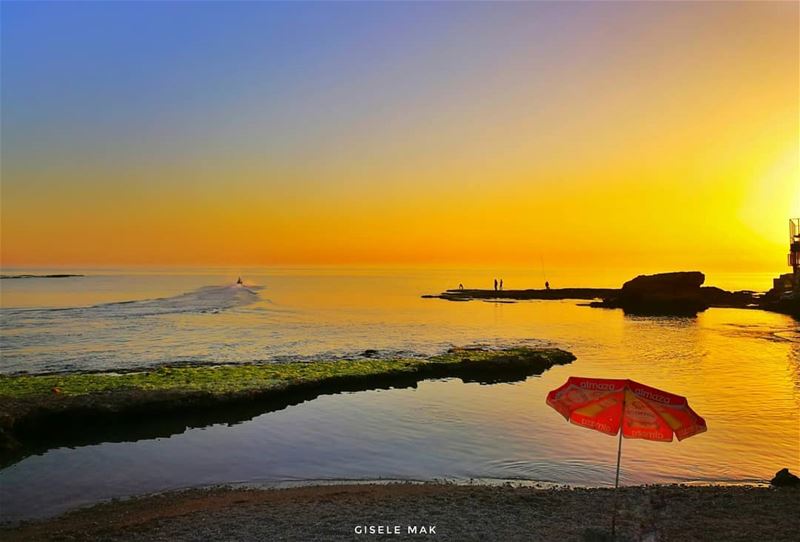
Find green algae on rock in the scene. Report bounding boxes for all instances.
[0,347,575,464]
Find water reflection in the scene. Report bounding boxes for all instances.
[0,269,797,522]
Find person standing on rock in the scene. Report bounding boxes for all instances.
[500,279,503,291]
[545,281,550,290]
[494,278,498,291]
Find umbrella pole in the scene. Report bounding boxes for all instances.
[611,426,623,538]
[611,397,625,539]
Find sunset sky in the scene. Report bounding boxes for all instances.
[1,1,798,271]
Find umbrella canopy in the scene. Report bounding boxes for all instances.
[546,376,706,442]
[546,377,706,538]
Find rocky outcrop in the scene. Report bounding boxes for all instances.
[761,276,800,319]
[770,468,800,487]
[592,272,710,316]
[423,288,618,302]
[424,272,795,318]
[0,347,575,467]
[762,297,800,319]
[699,287,758,308]
[0,274,83,279]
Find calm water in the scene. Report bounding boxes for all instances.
[0,267,798,521]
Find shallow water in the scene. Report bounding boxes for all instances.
[0,267,781,374]
[0,267,798,521]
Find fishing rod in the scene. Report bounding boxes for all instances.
[540,255,548,286]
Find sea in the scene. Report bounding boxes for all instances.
[0,267,798,521]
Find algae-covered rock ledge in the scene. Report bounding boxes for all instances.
[0,347,575,465]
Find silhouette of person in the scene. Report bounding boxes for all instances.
[500,279,503,291]
[458,283,464,290]
[545,281,550,290]
[494,279,498,291]
[237,277,243,285]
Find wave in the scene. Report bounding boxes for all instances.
[97,284,263,316]
[2,284,263,319]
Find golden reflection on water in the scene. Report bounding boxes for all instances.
[0,267,798,485]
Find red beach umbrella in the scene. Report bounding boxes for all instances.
[546,377,707,536]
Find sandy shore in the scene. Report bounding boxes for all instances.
[2,483,798,541]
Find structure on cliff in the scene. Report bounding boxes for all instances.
[769,219,800,296]
[761,218,800,319]
[787,218,799,292]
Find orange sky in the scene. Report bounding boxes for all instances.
[1,2,798,271]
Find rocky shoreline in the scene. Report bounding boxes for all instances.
[0,347,575,467]
[425,271,798,318]
[2,483,798,541]
[423,287,617,302]
[0,274,84,280]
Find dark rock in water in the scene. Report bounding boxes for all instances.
[771,468,800,487]
[761,277,800,320]
[596,272,709,316]
[763,297,800,320]
[700,287,758,308]
[622,271,705,293]
[361,349,379,358]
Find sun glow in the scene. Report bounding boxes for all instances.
[1,2,797,272]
